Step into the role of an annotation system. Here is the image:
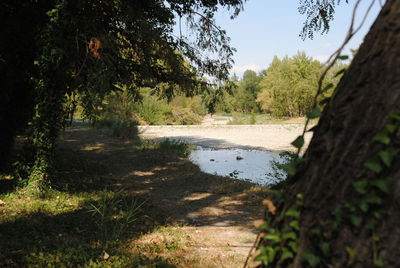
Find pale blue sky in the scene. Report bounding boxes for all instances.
[212,0,383,77]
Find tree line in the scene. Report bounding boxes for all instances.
[215,51,345,117]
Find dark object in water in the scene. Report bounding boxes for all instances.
[236,156,243,160]
[210,159,215,161]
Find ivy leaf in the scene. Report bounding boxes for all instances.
[374,259,384,267]
[264,234,281,243]
[319,242,330,257]
[372,133,390,145]
[288,241,298,253]
[348,214,362,227]
[281,162,297,176]
[285,208,300,219]
[334,68,346,77]
[353,180,368,194]
[254,253,269,265]
[319,97,331,106]
[289,220,300,231]
[256,222,268,231]
[385,124,397,134]
[364,158,383,173]
[364,193,383,205]
[358,199,369,212]
[266,247,278,262]
[321,83,334,93]
[281,250,294,261]
[371,179,391,194]
[372,211,381,219]
[306,108,322,119]
[389,113,400,121]
[378,148,398,167]
[307,125,318,132]
[291,135,305,149]
[282,231,297,241]
[302,251,320,267]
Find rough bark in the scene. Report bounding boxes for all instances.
[288,0,400,267]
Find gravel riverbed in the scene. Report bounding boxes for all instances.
[138,124,312,152]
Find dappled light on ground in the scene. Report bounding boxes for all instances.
[0,125,270,267]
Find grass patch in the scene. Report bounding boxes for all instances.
[0,136,191,267]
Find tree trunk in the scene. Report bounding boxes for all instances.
[285,1,400,267]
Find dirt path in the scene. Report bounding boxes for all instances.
[59,126,268,267]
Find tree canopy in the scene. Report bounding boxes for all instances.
[0,0,245,191]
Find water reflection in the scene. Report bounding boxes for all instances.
[189,147,289,185]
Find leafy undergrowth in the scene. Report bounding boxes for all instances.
[0,125,270,267]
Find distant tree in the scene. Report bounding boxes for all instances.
[256,52,327,117]
[231,70,263,113]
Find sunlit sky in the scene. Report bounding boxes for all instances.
[210,0,383,77]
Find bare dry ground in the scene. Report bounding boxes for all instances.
[49,120,310,267]
[138,124,312,152]
[57,126,271,267]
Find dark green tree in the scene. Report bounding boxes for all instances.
[0,0,245,192]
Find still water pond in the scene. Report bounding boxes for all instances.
[189,147,288,185]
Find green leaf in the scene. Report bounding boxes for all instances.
[289,220,300,231]
[254,253,269,265]
[346,247,357,258]
[389,113,400,121]
[358,199,369,212]
[353,180,368,194]
[288,241,298,253]
[266,247,278,262]
[281,250,294,261]
[306,107,322,119]
[307,125,318,132]
[282,231,297,241]
[374,258,384,267]
[256,222,268,231]
[372,211,381,219]
[378,148,398,167]
[372,133,391,145]
[302,251,320,267]
[319,97,331,106]
[364,193,383,205]
[371,179,391,194]
[385,124,397,134]
[338,55,349,60]
[281,162,297,176]
[264,234,281,243]
[348,215,362,227]
[364,158,383,173]
[344,202,356,212]
[291,135,305,149]
[319,242,330,257]
[285,208,300,219]
[321,83,334,93]
[334,68,346,77]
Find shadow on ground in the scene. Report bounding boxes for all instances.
[55,126,266,228]
[0,124,268,267]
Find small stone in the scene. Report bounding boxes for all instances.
[103,251,110,260]
[210,159,215,161]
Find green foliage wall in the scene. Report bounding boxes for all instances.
[256,52,339,117]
